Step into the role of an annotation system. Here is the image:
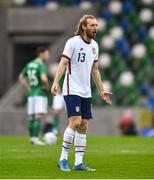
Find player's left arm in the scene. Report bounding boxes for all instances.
[91,61,112,104]
[40,64,49,91]
[40,73,49,91]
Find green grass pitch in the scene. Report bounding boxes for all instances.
[0,136,154,179]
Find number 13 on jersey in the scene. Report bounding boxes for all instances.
[77,53,86,62]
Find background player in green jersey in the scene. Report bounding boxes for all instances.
[19,47,50,145]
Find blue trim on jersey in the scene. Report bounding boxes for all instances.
[63,95,92,120]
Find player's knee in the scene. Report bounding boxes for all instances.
[73,120,81,130]
[78,121,88,133]
[35,114,43,119]
[69,116,81,130]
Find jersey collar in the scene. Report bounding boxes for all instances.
[81,36,91,44]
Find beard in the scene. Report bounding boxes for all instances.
[86,29,97,39]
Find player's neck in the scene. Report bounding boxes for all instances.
[36,58,43,63]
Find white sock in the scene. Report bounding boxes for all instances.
[74,132,86,166]
[60,126,75,161]
[31,137,38,141]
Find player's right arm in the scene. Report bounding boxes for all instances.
[19,73,30,91]
[51,56,69,95]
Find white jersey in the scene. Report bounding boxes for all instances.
[62,35,99,98]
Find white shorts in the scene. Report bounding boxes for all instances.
[27,96,48,115]
[52,94,65,110]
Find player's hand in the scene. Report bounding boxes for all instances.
[51,83,59,96]
[100,89,112,104]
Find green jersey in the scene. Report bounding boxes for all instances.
[22,59,48,97]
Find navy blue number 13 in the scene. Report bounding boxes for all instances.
[78,53,86,62]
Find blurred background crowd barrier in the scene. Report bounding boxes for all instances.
[0,0,154,135]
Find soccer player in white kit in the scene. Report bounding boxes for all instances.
[51,14,112,171]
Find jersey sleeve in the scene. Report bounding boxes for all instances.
[62,38,74,60]
[94,43,99,62]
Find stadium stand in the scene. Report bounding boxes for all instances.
[93,0,154,107]
[12,0,154,108]
[0,0,154,135]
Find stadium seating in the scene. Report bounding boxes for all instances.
[91,0,154,107]
[16,0,154,107]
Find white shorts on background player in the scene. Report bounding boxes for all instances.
[52,94,65,110]
[27,96,48,115]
